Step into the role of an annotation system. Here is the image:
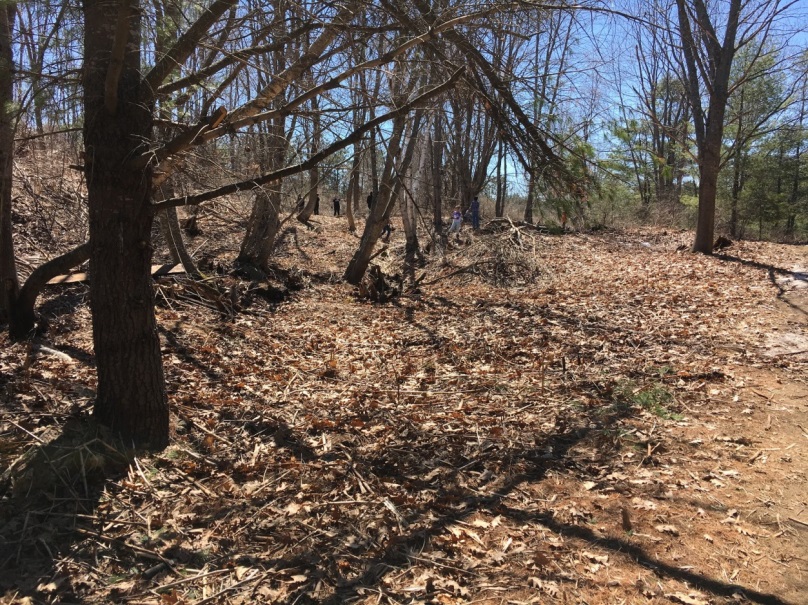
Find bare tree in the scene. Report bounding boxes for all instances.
[238,4,293,268]
[629,4,691,211]
[344,51,435,284]
[672,0,792,253]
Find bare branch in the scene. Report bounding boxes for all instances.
[143,0,238,97]
[151,68,464,212]
[156,24,319,96]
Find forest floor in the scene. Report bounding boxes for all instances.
[1,212,807,605]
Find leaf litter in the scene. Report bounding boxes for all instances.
[1,219,807,605]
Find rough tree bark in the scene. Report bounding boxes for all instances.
[84,0,168,449]
[0,4,18,324]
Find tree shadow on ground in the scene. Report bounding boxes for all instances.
[2,402,791,605]
[38,285,88,322]
[256,396,792,605]
[246,296,793,604]
[312,424,791,605]
[716,253,808,318]
[0,416,134,603]
[158,325,224,383]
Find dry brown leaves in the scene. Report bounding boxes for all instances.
[1,220,806,605]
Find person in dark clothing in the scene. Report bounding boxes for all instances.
[333,197,341,216]
[469,195,480,230]
[314,196,320,215]
[366,193,374,212]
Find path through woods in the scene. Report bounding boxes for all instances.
[1,220,806,605]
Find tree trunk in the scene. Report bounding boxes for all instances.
[431,116,446,250]
[401,192,418,254]
[152,7,199,278]
[345,111,425,285]
[692,144,719,253]
[345,117,405,285]
[495,135,504,218]
[403,136,429,263]
[238,112,285,268]
[346,141,360,232]
[158,204,200,277]
[524,163,535,224]
[676,0,741,255]
[298,96,321,222]
[370,128,379,202]
[729,146,744,239]
[728,88,745,239]
[0,4,18,324]
[84,0,168,449]
[237,188,281,270]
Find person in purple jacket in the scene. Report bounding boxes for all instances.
[448,205,463,235]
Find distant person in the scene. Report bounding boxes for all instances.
[333,197,341,216]
[469,195,480,230]
[367,193,374,212]
[381,222,393,241]
[448,205,463,235]
[314,195,320,215]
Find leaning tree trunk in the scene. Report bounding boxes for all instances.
[237,188,281,270]
[158,204,200,277]
[84,0,168,449]
[345,116,407,285]
[345,140,360,232]
[0,4,18,324]
[9,242,90,340]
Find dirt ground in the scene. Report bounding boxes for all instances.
[0,215,806,605]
